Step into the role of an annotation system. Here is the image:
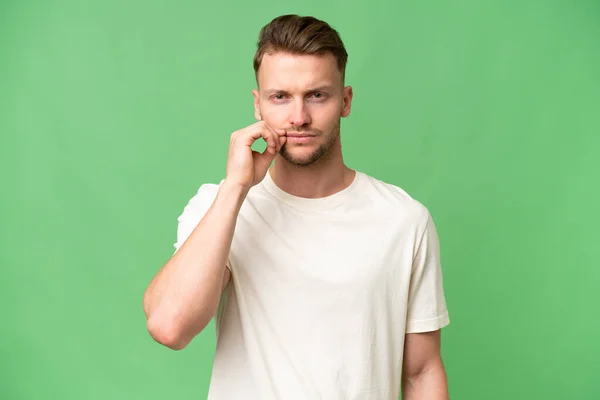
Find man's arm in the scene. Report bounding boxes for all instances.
[401,329,449,400]
[142,122,285,351]
[142,181,244,350]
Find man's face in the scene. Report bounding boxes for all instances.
[253,52,353,166]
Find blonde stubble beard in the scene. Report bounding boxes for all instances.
[278,119,341,167]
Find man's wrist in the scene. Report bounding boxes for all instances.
[217,180,250,212]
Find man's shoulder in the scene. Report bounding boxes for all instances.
[191,181,222,199]
[359,172,431,220]
[177,180,223,217]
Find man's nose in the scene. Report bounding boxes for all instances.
[289,100,311,127]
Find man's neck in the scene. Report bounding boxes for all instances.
[269,155,355,199]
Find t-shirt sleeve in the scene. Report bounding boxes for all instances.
[405,212,450,333]
[173,183,221,253]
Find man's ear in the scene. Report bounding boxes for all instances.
[341,85,353,118]
[252,89,262,120]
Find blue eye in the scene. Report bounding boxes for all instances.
[309,92,327,100]
[271,94,287,101]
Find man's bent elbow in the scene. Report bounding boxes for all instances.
[146,315,203,351]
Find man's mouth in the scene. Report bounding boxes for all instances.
[285,132,316,143]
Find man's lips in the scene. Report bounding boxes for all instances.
[285,132,316,143]
[285,132,316,137]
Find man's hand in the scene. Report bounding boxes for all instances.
[226,121,287,191]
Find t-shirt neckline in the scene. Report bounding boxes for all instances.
[261,168,362,212]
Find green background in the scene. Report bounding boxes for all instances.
[1,0,599,399]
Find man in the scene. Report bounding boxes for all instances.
[143,14,450,400]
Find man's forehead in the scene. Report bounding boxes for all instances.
[257,52,341,90]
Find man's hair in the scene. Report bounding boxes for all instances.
[253,14,348,81]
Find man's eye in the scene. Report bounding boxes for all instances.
[310,92,327,100]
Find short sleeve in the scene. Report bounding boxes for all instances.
[173,183,220,253]
[405,212,450,333]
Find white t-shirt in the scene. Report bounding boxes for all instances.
[174,170,450,400]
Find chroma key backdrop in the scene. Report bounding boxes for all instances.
[1,0,599,399]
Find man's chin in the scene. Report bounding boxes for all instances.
[279,146,327,166]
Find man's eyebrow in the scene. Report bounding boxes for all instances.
[306,85,335,93]
[262,89,285,95]
[263,86,336,95]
